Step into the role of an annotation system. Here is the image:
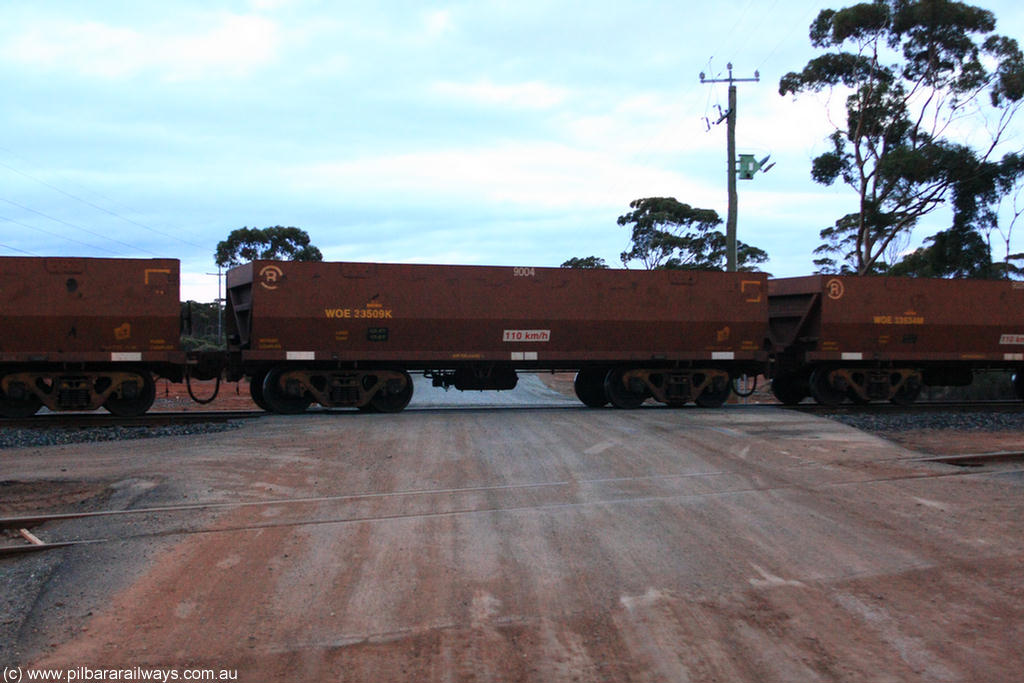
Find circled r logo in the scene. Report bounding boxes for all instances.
[826,278,845,300]
[259,265,283,290]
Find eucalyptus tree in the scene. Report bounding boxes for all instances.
[215,226,323,268]
[780,0,1024,275]
[617,197,768,271]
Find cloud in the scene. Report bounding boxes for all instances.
[286,141,719,212]
[2,12,279,81]
[431,79,569,110]
[422,9,454,40]
[248,0,295,9]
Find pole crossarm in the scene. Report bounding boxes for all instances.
[699,62,760,86]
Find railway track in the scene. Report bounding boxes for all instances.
[1,400,1020,427]
[786,399,1024,414]
[3,449,1021,557]
[0,410,263,429]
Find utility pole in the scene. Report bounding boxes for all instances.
[700,63,759,272]
[205,267,224,344]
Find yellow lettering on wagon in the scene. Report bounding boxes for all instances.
[354,308,393,319]
[325,308,351,318]
[741,280,762,303]
[873,314,925,325]
[324,307,393,319]
[143,268,171,285]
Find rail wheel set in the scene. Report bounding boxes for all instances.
[2,256,1023,417]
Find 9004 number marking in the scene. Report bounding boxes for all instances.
[513,267,536,277]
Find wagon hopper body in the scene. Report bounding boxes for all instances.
[768,275,1024,404]
[226,261,768,412]
[0,257,185,417]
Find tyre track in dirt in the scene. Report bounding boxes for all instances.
[5,400,1023,681]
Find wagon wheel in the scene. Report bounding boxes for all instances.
[369,371,413,413]
[890,373,922,406]
[604,368,646,409]
[808,367,846,406]
[695,376,731,408]
[573,368,609,408]
[1013,371,1024,402]
[847,388,871,405]
[103,372,156,417]
[770,373,807,405]
[248,370,271,412]
[0,376,42,418]
[261,368,312,414]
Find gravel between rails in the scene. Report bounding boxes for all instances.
[0,422,241,450]
[825,408,1024,433]
[4,405,1022,450]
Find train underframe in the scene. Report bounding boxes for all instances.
[246,366,414,414]
[571,366,736,409]
[771,361,1024,406]
[242,361,759,415]
[0,364,169,418]
[0,352,223,419]
[241,360,761,413]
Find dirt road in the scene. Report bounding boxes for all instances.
[3,398,1022,681]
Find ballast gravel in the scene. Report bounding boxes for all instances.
[0,422,240,450]
[826,409,1024,434]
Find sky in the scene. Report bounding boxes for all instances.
[1,0,1023,302]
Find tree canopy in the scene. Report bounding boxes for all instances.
[780,0,1024,276]
[560,256,609,269]
[617,197,768,271]
[214,226,323,268]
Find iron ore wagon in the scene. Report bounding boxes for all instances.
[768,274,1024,404]
[0,256,185,417]
[225,260,769,413]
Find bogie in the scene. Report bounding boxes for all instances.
[0,369,157,417]
[806,367,924,406]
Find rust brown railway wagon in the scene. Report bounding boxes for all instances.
[0,256,185,417]
[768,275,1024,405]
[225,260,768,413]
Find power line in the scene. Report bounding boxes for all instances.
[0,242,41,256]
[714,0,762,63]
[0,198,160,257]
[755,0,827,74]
[0,156,207,251]
[714,0,784,69]
[0,213,127,255]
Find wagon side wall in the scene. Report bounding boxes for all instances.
[0,256,183,361]
[229,261,769,367]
